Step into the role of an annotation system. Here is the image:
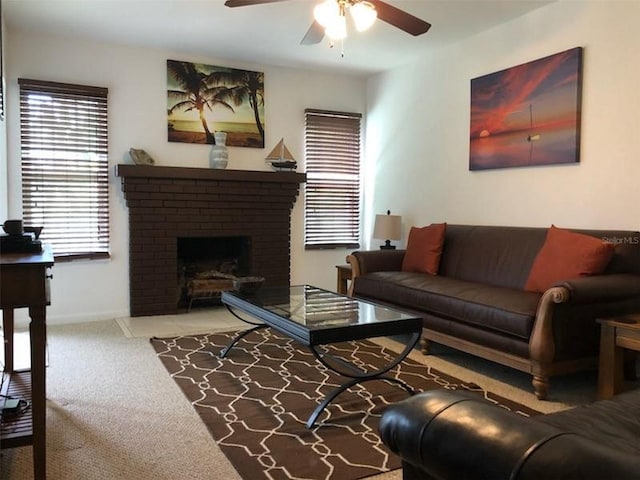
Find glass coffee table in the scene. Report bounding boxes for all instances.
[221,285,422,428]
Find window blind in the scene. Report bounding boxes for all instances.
[304,109,362,249]
[19,78,110,260]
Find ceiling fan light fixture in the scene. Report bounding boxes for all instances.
[350,1,377,32]
[324,14,347,40]
[313,0,340,28]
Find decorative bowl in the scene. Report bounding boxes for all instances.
[233,276,265,294]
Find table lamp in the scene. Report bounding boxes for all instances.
[373,210,402,250]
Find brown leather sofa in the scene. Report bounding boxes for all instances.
[348,225,640,399]
[379,389,640,480]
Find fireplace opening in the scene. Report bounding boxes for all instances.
[177,236,251,310]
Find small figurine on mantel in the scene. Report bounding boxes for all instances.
[265,138,297,171]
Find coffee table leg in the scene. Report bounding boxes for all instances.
[306,375,414,429]
[220,305,267,358]
[306,330,421,428]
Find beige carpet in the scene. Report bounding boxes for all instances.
[0,311,604,480]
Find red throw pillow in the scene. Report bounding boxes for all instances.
[401,223,447,275]
[525,225,615,293]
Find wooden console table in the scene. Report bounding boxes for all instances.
[597,314,640,400]
[1,245,53,480]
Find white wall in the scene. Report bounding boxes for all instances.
[6,29,366,326]
[366,0,640,240]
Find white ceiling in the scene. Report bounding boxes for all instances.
[3,0,554,76]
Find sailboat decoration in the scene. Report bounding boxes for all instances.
[526,104,541,143]
[265,138,297,171]
[526,104,541,165]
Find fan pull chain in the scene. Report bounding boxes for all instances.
[327,39,345,58]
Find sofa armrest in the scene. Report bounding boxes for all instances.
[379,390,564,480]
[379,390,640,480]
[529,287,571,376]
[347,250,405,276]
[554,273,640,303]
[529,276,640,381]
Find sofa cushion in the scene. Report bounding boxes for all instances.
[568,229,640,275]
[354,271,540,340]
[437,225,548,290]
[401,223,447,275]
[538,389,640,455]
[525,225,615,293]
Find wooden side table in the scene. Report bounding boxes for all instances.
[1,245,53,480]
[336,264,352,295]
[597,314,640,400]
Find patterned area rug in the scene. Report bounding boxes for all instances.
[151,329,538,480]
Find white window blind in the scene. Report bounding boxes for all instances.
[19,78,110,260]
[304,109,361,249]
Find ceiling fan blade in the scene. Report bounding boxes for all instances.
[369,0,431,36]
[224,0,290,7]
[300,21,325,45]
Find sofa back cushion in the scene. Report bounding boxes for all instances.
[437,225,640,290]
[573,229,640,275]
[438,225,546,290]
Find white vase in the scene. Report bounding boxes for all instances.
[209,132,229,169]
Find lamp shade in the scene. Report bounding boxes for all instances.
[373,212,402,241]
[351,1,377,32]
[313,0,339,27]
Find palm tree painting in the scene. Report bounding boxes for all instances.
[469,47,582,170]
[167,60,265,148]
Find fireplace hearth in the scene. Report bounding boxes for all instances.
[117,165,305,316]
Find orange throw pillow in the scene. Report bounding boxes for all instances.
[401,223,447,275]
[525,225,615,293]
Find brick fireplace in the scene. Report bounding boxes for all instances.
[116,164,306,316]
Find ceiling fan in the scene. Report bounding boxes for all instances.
[223,0,431,46]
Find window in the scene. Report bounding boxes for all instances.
[19,78,109,260]
[304,109,362,249]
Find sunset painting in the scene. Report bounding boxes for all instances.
[469,47,583,170]
[167,60,265,148]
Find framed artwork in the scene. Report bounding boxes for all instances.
[167,59,265,148]
[469,47,583,170]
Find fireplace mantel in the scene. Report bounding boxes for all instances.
[116,164,306,316]
[116,164,306,184]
